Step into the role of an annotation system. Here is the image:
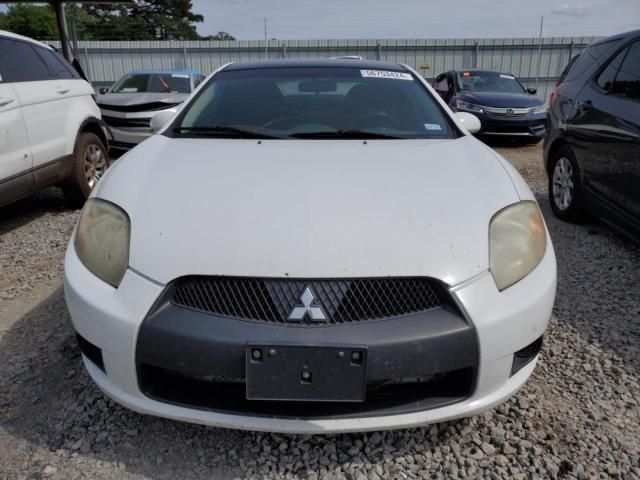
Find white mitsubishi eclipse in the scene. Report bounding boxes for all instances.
[64,59,556,434]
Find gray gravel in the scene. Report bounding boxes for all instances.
[1,144,639,479]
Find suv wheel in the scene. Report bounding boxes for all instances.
[64,132,110,201]
[548,145,585,222]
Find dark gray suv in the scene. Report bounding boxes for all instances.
[544,29,640,241]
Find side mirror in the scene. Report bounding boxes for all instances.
[150,109,177,133]
[527,88,537,95]
[98,86,109,95]
[455,112,481,134]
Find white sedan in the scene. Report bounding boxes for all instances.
[64,59,556,434]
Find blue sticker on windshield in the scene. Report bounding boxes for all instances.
[424,123,443,131]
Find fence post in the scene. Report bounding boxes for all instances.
[474,42,479,68]
[183,46,188,69]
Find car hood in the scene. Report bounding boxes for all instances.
[95,135,521,286]
[97,92,188,109]
[458,91,544,108]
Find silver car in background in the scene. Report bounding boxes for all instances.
[97,69,205,151]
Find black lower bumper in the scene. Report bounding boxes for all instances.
[136,299,478,419]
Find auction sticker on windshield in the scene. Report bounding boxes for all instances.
[360,70,413,80]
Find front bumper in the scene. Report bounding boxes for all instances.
[64,242,556,433]
[469,112,547,138]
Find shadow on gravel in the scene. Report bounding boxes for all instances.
[0,188,79,236]
[0,287,467,479]
[537,193,640,372]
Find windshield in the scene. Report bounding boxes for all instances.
[111,73,191,94]
[457,71,525,94]
[172,67,458,139]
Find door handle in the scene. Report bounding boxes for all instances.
[0,97,15,107]
[56,88,70,95]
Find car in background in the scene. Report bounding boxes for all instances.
[0,30,110,206]
[433,69,548,143]
[97,69,205,151]
[65,59,556,433]
[545,29,640,241]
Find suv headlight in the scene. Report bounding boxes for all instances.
[75,198,130,288]
[489,201,547,291]
[456,100,484,113]
[532,103,549,114]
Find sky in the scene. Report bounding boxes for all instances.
[1,0,638,39]
[192,0,640,39]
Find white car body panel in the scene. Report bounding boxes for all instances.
[95,135,520,286]
[13,78,98,166]
[0,83,32,179]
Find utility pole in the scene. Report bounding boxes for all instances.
[535,16,544,91]
[264,17,269,59]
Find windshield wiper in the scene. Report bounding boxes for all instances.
[289,129,405,139]
[172,126,283,139]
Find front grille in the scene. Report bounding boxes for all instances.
[483,106,533,119]
[98,102,180,113]
[170,276,453,324]
[102,115,151,128]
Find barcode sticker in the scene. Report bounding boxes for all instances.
[360,70,413,80]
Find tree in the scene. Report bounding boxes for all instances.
[0,1,222,41]
[0,4,58,40]
[83,0,204,40]
[203,31,236,41]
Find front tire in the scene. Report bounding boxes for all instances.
[63,132,110,202]
[548,145,585,222]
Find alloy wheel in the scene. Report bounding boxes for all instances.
[552,157,574,211]
[84,144,107,189]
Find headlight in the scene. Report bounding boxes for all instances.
[532,103,549,114]
[75,198,130,288]
[456,100,484,113]
[489,201,547,291]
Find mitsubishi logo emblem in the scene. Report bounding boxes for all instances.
[288,286,327,322]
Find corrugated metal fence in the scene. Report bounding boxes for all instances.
[52,36,601,100]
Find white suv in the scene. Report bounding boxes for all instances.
[0,30,110,206]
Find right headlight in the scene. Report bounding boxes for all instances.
[489,201,547,291]
[456,99,484,113]
[75,198,130,288]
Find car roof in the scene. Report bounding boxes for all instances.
[0,29,54,50]
[223,58,408,72]
[590,28,640,46]
[129,69,202,76]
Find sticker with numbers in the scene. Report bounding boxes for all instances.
[360,70,413,80]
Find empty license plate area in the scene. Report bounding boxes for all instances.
[246,345,367,402]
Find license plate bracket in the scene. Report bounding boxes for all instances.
[246,344,367,402]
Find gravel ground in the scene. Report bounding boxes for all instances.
[1,143,639,479]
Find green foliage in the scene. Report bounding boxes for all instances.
[0,4,58,40]
[0,1,224,41]
[203,31,236,41]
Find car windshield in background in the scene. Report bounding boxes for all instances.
[457,71,525,94]
[173,67,457,139]
[111,73,191,94]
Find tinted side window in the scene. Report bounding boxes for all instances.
[596,47,628,91]
[611,40,640,101]
[0,39,51,83]
[34,47,78,79]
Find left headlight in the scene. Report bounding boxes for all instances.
[532,103,549,114]
[75,198,130,288]
[489,201,547,291]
